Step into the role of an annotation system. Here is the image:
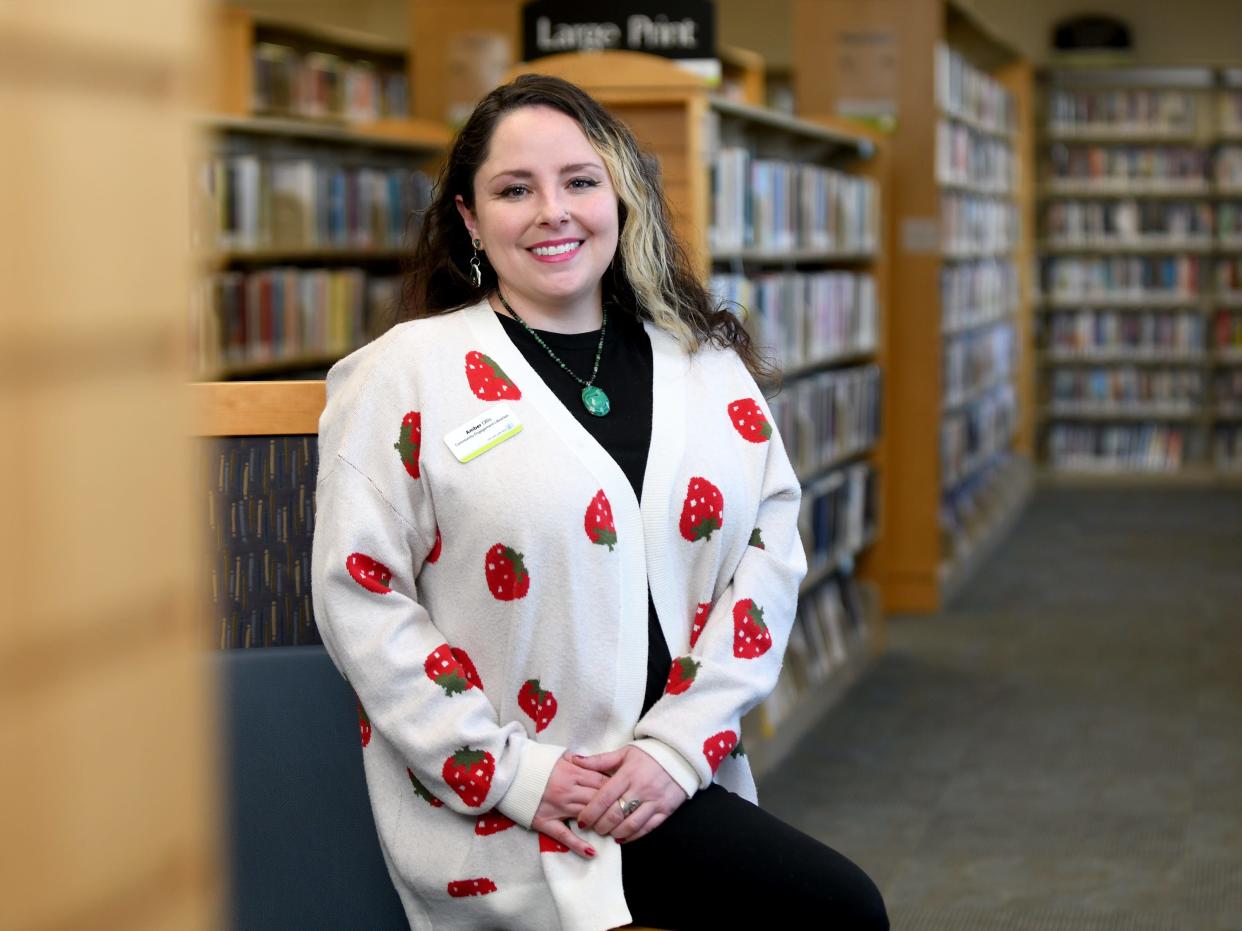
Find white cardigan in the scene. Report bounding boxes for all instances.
[311,300,806,930]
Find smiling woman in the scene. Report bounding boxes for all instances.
[311,73,888,931]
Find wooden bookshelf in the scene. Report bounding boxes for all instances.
[792,0,1035,613]
[198,6,449,382]
[1033,66,1242,480]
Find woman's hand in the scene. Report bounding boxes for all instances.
[572,746,689,844]
[531,750,610,859]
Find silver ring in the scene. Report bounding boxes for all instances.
[617,798,643,818]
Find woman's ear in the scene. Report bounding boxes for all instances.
[454,194,478,245]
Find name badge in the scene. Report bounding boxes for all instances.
[444,405,523,463]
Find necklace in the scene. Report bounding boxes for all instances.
[497,290,611,417]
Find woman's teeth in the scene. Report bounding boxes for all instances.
[531,241,582,256]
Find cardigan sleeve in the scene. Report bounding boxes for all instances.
[628,390,807,796]
[311,453,566,828]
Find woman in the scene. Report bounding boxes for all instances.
[311,74,888,930]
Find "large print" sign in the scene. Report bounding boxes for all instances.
[522,0,716,62]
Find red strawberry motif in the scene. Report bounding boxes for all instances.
[728,398,773,443]
[749,527,766,549]
[407,767,444,807]
[665,656,701,695]
[447,878,497,898]
[678,477,723,542]
[733,598,772,659]
[475,812,517,836]
[485,544,530,600]
[443,747,495,808]
[704,730,738,774]
[540,834,570,853]
[357,697,371,748]
[427,526,442,564]
[465,351,521,401]
[584,490,617,551]
[424,644,478,696]
[518,679,558,733]
[346,553,393,594]
[393,411,422,478]
[690,602,711,648]
[453,647,484,691]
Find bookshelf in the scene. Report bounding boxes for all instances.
[792,0,1036,613]
[1037,67,1242,481]
[196,6,450,381]
[504,50,888,780]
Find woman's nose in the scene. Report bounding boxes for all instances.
[537,194,569,225]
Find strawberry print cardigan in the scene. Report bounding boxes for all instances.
[311,299,807,930]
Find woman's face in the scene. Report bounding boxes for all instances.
[456,105,620,325]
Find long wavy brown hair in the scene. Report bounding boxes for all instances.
[387,73,774,382]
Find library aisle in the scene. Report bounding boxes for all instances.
[758,486,1242,930]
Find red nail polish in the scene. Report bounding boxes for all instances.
[586,847,596,857]
[577,821,585,829]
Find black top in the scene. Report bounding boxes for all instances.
[495,309,672,718]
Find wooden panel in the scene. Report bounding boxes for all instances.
[0,0,219,926]
[191,380,327,436]
[411,0,524,123]
[207,4,251,115]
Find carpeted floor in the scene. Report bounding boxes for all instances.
[757,486,1242,930]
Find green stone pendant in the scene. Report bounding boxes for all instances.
[581,385,611,417]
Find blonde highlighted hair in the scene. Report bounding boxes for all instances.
[393,73,774,382]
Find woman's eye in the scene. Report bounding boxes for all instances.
[570,178,599,190]
[500,185,528,198]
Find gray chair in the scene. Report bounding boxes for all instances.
[214,645,409,930]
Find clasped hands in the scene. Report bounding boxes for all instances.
[532,746,688,859]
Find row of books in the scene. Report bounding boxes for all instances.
[936,120,1015,192]
[759,575,868,732]
[1214,427,1242,469]
[934,43,1016,135]
[1046,424,1192,472]
[767,365,882,479]
[1046,88,1197,135]
[1048,367,1204,411]
[941,453,1019,557]
[1216,370,1242,407]
[1043,200,1215,241]
[799,463,875,579]
[1040,256,1203,299]
[252,41,409,123]
[1218,203,1242,239]
[1046,145,1209,184]
[1218,258,1242,293]
[942,384,1016,490]
[198,268,396,373]
[941,259,1019,329]
[942,194,1019,254]
[1043,311,1206,356]
[709,148,879,253]
[1216,310,1242,349]
[944,324,1015,406]
[203,149,434,252]
[710,272,878,371]
[1216,148,1242,186]
[1222,92,1242,136]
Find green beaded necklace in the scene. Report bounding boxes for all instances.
[496,290,611,417]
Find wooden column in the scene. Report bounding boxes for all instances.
[0,3,219,928]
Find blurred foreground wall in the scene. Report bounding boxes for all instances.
[0,3,220,927]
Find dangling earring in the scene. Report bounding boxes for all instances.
[469,238,483,288]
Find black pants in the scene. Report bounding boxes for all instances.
[620,784,889,930]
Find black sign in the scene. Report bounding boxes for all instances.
[522,0,716,62]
